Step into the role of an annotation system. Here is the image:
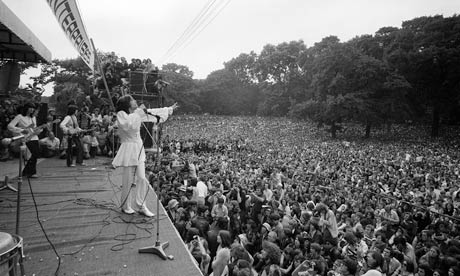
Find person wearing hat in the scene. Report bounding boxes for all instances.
[8,102,42,177]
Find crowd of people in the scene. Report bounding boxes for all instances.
[2,98,460,276]
[145,115,460,276]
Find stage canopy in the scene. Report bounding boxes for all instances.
[0,1,51,63]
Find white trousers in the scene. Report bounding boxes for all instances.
[120,162,150,210]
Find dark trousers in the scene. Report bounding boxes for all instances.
[23,140,39,176]
[90,146,97,158]
[67,135,83,166]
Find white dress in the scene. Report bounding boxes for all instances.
[112,107,173,167]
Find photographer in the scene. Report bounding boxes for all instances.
[186,228,211,275]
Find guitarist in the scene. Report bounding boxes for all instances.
[7,103,41,178]
[60,105,85,167]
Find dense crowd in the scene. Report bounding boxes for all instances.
[3,99,460,276]
[147,115,460,276]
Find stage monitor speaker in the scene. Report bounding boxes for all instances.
[0,61,20,95]
[37,103,48,126]
[129,71,160,94]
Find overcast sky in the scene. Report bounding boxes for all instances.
[3,0,460,95]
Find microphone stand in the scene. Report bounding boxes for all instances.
[16,141,26,234]
[138,114,172,260]
[0,137,25,192]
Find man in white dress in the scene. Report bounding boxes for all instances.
[112,95,178,217]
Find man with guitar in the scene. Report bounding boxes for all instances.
[7,103,41,178]
[60,105,86,167]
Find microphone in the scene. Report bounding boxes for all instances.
[143,109,161,123]
[1,134,25,146]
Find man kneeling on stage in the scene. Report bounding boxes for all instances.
[112,95,178,217]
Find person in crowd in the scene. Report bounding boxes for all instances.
[195,176,209,206]
[91,107,103,125]
[212,230,232,276]
[186,227,211,275]
[39,131,60,157]
[382,246,402,276]
[82,129,99,159]
[253,241,281,276]
[362,250,384,276]
[212,197,229,222]
[316,203,339,244]
[95,125,109,156]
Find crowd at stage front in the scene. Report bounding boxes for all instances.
[153,116,460,276]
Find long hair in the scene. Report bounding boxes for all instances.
[262,241,281,265]
[67,105,78,116]
[368,250,383,270]
[20,103,35,116]
[219,230,232,248]
[116,95,133,114]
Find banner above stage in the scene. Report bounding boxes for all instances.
[45,0,95,70]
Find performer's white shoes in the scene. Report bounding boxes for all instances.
[122,207,136,215]
[139,206,155,217]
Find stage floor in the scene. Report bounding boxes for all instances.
[0,157,202,276]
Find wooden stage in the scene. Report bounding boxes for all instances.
[0,157,202,276]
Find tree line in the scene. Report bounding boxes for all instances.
[33,15,460,138]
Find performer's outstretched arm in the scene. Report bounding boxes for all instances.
[136,103,178,123]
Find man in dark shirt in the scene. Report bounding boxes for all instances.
[191,205,210,239]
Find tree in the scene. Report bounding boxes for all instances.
[162,63,194,78]
[197,69,260,115]
[161,70,199,113]
[224,51,258,84]
[291,37,410,138]
[386,15,460,137]
[254,40,308,116]
[49,83,87,115]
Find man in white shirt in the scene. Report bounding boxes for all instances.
[60,105,85,167]
[196,176,208,206]
[263,183,273,202]
[189,160,197,178]
[39,131,60,157]
[8,103,41,177]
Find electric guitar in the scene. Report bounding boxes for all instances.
[67,127,97,136]
[17,119,61,141]
[10,119,61,147]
